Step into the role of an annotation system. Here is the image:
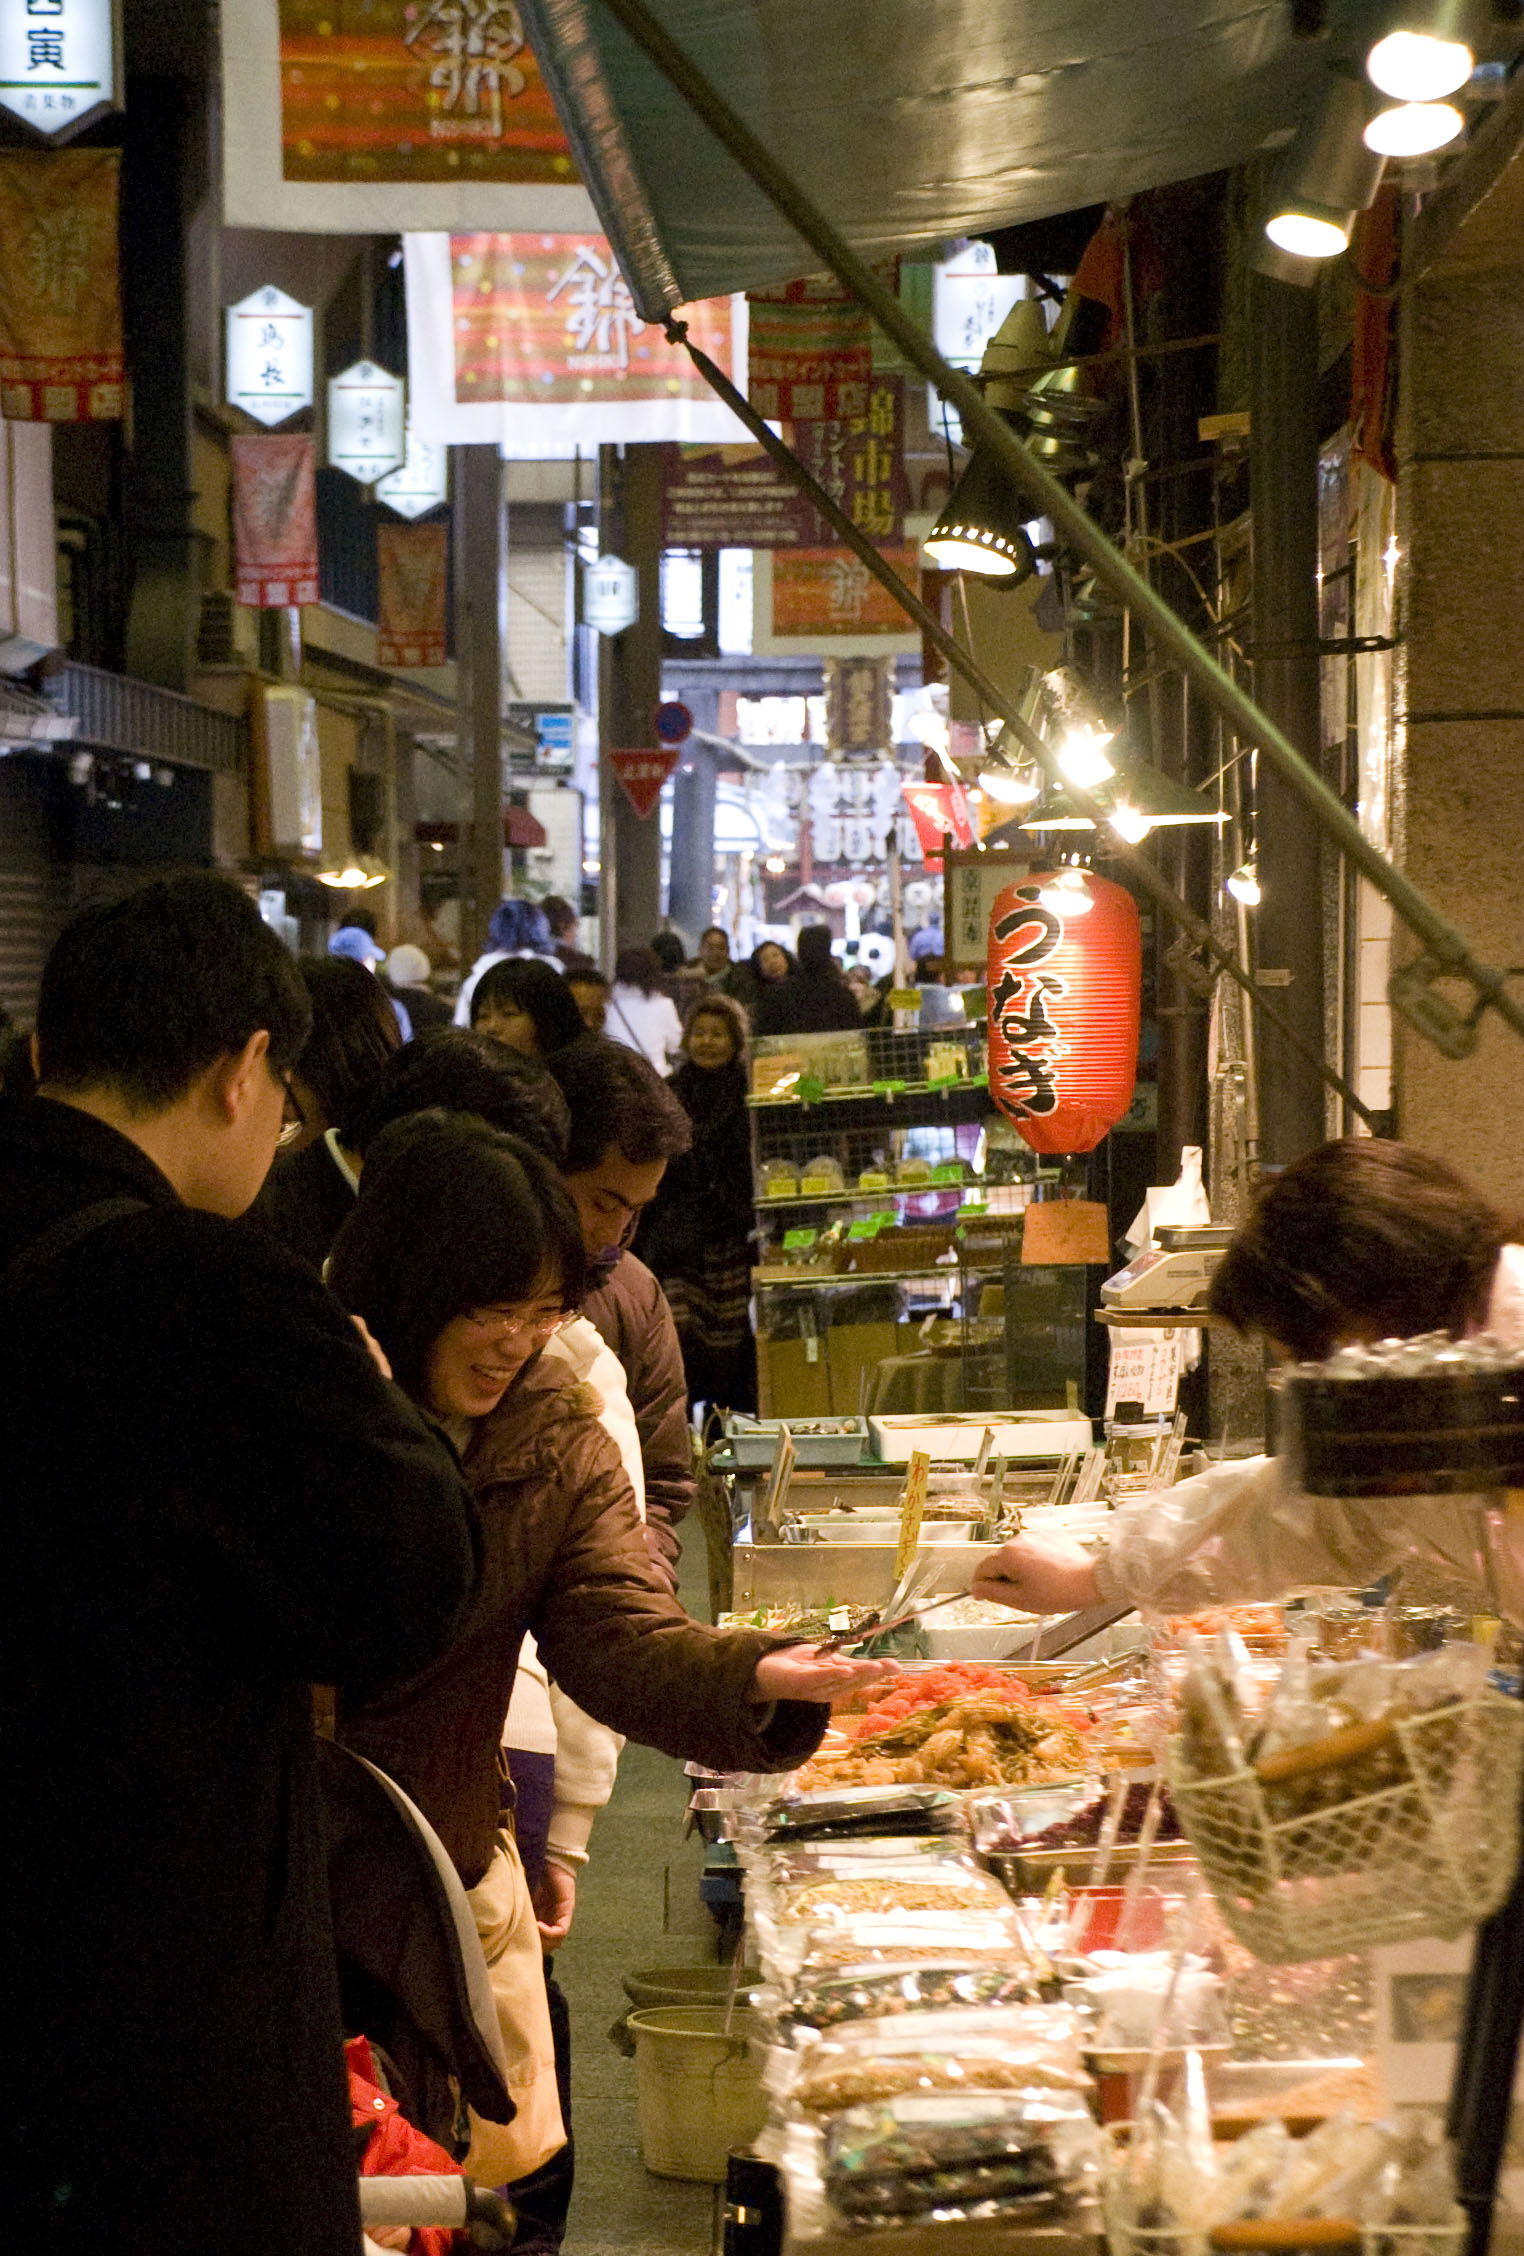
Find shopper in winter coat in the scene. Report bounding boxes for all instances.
[637,992,757,1412]
[752,923,862,1037]
[0,874,478,2256]
[470,957,586,1060]
[974,1138,1524,1622]
[605,945,685,1071]
[723,937,793,1020]
[329,1117,893,2161]
[546,1038,698,1583]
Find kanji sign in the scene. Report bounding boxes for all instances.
[583,553,638,637]
[747,274,871,423]
[327,359,405,484]
[658,374,906,550]
[226,284,314,428]
[375,422,449,518]
[608,747,678,820]
[0,0,119,141]
[771,544,920,638]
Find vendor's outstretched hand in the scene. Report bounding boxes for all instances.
[752,1646,899,1705]
[971,1534,1100,1616]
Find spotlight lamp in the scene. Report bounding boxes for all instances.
[977,756,1041,808]
[1366,6,1475,102]
[1265,72,1386,259]
[1226,859,1263,907]
[1364,98,1464,153]
[1020,760,1229,840]
[923,445,1039,580]
[317,852,390,890]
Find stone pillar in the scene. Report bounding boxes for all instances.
[1396,252,1524,1208]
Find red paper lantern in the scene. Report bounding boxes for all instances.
[985,871,1141,1154]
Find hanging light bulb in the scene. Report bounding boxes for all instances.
[1036,866,1096,917]
[1366,9,1475,103]
[1364,98,1464,153]
[317,853,390,890]
[923,446,1039,579]
[1109,802,1154,845]
[977,756,1041,807]
[1265,73,1385,260]
[1055,725,1117,791]
[1225,860,1263,907]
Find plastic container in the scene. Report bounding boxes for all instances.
[621,1965,759,2013]
[627,2004,767,2183]
[922,1619,1039,1660]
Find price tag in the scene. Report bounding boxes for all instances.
[782,1227,818,1251]
[846,1216,881,1242]
[894,1449,931,1580]
[800,1175,835,1197]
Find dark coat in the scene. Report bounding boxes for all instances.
[250,1130,357,1273]
[0,1099,478,2256]
[341,1357,824,1886]
[752,971,863,1036]
[637,1062,754,1265]
[582,1251,694,1585]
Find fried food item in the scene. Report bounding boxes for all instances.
[799,1690,1092,1793]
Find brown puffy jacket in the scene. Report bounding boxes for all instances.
[582,1251,693,1586]
[339,1357,823,1885]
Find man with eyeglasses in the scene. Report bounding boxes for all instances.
[0,873,479,2256]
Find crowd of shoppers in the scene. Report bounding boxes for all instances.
[0,873,892,2256]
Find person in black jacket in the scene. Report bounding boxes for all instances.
[637,992,757,1411]
[751,922,862,1036]
[0,873,478,2256]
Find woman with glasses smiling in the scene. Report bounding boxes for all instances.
[325,1108,892,2186]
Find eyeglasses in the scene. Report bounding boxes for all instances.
[464,1307,571,1343]
[277,1072,307,1147]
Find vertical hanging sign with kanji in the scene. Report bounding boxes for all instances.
[327,360,406,485]
[226,285,314,428]
[0,0,120,142]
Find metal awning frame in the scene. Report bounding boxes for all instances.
[577,0,1524,1091]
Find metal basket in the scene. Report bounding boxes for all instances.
[1168,1695,1524,1964]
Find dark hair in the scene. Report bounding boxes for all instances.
[649,931,686,974]
[0,1021,36,1101]
[37,872,310,1109]
[565,966,610,995]
[684,990,748,1061]
[614,944,664,996]
[546,1035,693,1175]
[470,957,585,1055]
[328,1112,588,1400]
[294,956,402,1136]
[797,924,838,978]
[343,907,379,941]
[1208,1138,1521,1361]
[540,895,578,938]
[346,1028,569,1165]
[699,925,729,949]
[752,940,795,980]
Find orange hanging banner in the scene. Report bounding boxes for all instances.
[0,150,124,422]
[231,433,320,609]
[377,520,448,668]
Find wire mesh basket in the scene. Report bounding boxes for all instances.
[1167,1695,1524,1963]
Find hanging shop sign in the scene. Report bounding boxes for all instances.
[226,285,314,428]
[583,553,638,637]
[327,360,406,485]
[0,148,123,420]
[985,872,1141,1156]
[825,655,894,755]
[231,431,319,609]
[658,374,906,550]
[404,231,750,454]
[0,0,120,141]
[746,273,873,423]
[901,780,976,873]
[608,746,679,820]
[770,544,920,639]
[374,423,449,519]
[377,520,448,669]
[220,0,598,236]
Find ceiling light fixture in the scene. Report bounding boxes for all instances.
[1265,72,1385,260]
[1020,761,1229,839]
[1366,8,1475,102]
[317,852,390,890]
[1226,859,1263,906]
[1363,97,1464,153]
[1055,725,1117,791]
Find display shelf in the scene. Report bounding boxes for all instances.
[757,1183,968,1209]
[754,1266,961,1289]
[748,1075,987,1109]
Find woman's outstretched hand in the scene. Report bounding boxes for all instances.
[752,1646,900,1705]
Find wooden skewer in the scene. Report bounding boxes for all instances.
[1253,1715,1396,1786]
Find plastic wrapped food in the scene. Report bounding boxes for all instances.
[974,1777,1182,1855]
[820,2090,1101,2231]
[773,1869,1015,1924]
[759,1784,968,1846]
[783,2005,1090,2116]
[1069,1952,1229,2059]
[769,1959,1048,2038]
[794,1913,1034,1977]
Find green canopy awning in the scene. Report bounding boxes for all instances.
[521,0,1366,318]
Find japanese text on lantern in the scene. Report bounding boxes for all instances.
[988,887,1068,1121]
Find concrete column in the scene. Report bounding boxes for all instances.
[598,444,664,958]
[456,446,507,963]
[1396,254,1524,1208]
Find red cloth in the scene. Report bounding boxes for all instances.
[347,2035,463,2256]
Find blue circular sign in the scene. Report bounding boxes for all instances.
[654,700,693,747]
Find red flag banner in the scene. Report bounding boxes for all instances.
[0,151,124,422]
[232,433,319,608]
[608,747,679,820]
[377,520,448,667]
[746,275,871,422]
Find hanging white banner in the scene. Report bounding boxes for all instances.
[404,231,752,458]
[220,0,599,236]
